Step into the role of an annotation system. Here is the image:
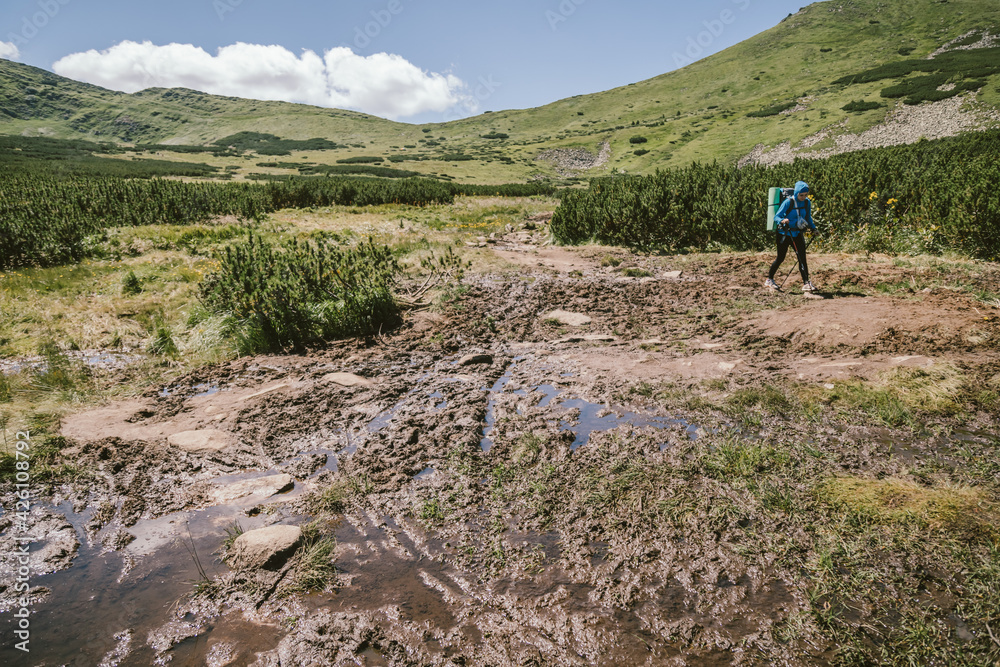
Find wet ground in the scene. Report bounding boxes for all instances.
[2,234,999,665]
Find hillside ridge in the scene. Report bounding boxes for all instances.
[1,0,999,180]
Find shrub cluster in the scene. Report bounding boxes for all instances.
[336,156,384,164]
[746,102,797,118]
[299,164,421,178]
[833,46,1000,105]
[550,130,1000,259]
[842,100,884,112]
[213,132,345,155]
[199,233,400,352]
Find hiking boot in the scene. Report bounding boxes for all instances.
[764,278,780,290]
[802,280,817,292]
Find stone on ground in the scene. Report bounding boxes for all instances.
[458,353,494,366]
[211,473,295,504]
[544,310,592,326]
[323,373,374,388]
[227,525,302,571]
[167,429,233,453]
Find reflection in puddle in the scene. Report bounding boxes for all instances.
[479,359,521,452]
[0,443,345,665]
[429,390,448,410]
[0,502,265,665]
[534,384,560,408]
[159,382,221,399]
[481,364,697,452]
[554,395,688,450]
[193,383,220,398]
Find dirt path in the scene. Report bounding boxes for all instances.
[3,233,999,665]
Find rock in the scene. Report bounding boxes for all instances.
[167,429,233,453]
[740,95,998,168]
[663,270,683,279]
[227,525,302,571]
[322,373,373,388]
[458,353,493,366]
[552,334,617,344]
[544,310,592,326]
[210,473,295,504]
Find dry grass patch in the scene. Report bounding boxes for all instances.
[817,477,998,540]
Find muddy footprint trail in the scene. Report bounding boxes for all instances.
[2,234,999,665]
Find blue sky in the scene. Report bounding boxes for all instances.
[1,0,811,123]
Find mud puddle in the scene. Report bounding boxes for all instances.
[0,501,274,665]
[485,372,698,452]
[4,244,999,666]
[0,461,316,665]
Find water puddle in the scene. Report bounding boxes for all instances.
[193,383,221,398]
[0,500,282,665]
[479,359,521,452]
[159,382,221,399]
[429,391,448,410]
[480,370,695,453]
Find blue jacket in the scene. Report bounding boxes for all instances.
[774,181,815,237]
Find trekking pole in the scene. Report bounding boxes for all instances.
[777,232,816,290]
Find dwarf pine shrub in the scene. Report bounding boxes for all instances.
[551,130,1000,259]
[842,100,884,112]
[746,102,797,118]
[199,232,400,353]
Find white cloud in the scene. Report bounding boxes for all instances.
[0,41,21,60]
[51,41,474,120]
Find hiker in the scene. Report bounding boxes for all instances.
[764,180,817,291]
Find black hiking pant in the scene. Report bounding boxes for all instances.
[769,233,809,283]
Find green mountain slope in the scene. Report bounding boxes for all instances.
[1,0,998,182]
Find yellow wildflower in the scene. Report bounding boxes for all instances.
[869,192,878,201]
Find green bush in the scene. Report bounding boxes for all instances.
[629,136,648,144]
[298,164,420,179]
[335,156,384,164]
[842,100,884,112]
[213,132,344,155]
[746,102,797,118]
[634,149,650,156]
[199,232,400,353]
[481,132,509,140]
[550,131,1000,259]
[0,135,559,270]
[833,47,1000,93]
[121,270,142,295]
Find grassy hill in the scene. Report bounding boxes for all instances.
[2,0,999,183]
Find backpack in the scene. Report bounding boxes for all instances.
[766,187,795,231]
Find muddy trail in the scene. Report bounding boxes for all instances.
[2,233,1000,665]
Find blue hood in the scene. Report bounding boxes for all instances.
[794,181,810,198]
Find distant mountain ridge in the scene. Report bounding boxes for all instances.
[1,0,998,179]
